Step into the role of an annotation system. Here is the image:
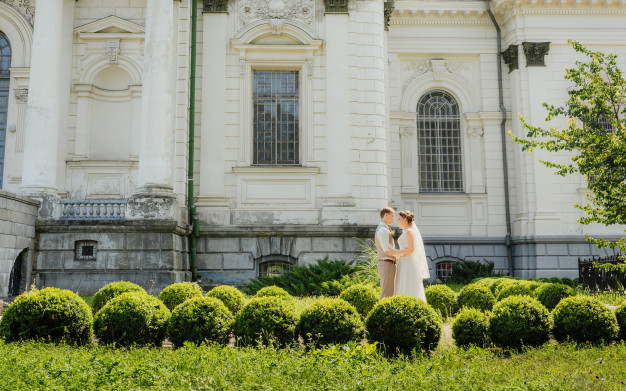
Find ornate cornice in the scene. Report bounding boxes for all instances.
[0,0,35,27]
[239,0,315,29]
[522,42,550,67]
[501,45,518,73]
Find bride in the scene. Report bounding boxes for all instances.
[386,211,429,302]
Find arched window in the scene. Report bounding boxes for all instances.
[417,90,463,192]
[256,254,295,277]
[0,31,10,73]
[435,260,457,281]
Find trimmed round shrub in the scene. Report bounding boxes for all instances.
[457,284,496,312]
[158,282,203,311]
[489,295,551,350]
[94,292,170,346]
[234,296,299,346]
[490,278,517,294]
[206,285,247,316]
[616,301,626,341]
[339,284,378,318]
[425,284,458,318]
[167,296,234,348]
[296,298,365,346]
[534,283,575,310]
[452,308,490,348]
[92,281,146,314]
[561,278,575,288]
[255,286,291,299]
[496,281,533,301]
[552,295,619,345]
[366,295,442,356]
[471,278,499,293]
[0,288,92,345]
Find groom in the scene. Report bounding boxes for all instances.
[375,206,396,299]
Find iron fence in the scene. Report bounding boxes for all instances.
[578,253,625,293]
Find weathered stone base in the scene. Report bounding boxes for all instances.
[33,221,190,295]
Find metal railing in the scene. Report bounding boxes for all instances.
[60,200,126,221]
[578,254,625,293]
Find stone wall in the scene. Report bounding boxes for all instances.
[0,190,38,297]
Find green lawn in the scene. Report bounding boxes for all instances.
[1,340,625,390]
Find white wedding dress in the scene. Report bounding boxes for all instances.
[394,223,429,302]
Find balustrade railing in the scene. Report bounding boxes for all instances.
[60,200,126,221]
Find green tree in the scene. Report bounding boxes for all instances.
[510,40,626,252]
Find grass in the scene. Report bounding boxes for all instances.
[1,340,625,390]
[580,291,626,307]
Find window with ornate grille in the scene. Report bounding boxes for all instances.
[417,90,463,192]
[0,32,10,74]
[253,70,300,165]
[259,260,292,277]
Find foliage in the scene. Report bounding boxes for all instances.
[489,277,518,295]
[424,284,458,318]
[449,260,498,284]
[452,308,490,348]
[205,285,247,315]
[233,297,299,347]
[339,284,379,318]
[167,297,234,348]
[255,286,291,299]
[0,287,92,345]
[534,283,576,310]
[296,298,365,347]
[552,295,619,345]
[242,258,358,296]
[92,281,146,314]
[94,292,170,347]
[495,281,534,301]
[456,284,496,312]
[616,301,626,341]
[157,282,203,311]
[489,295,551,350]
[510,40,626,253]
[365,295,442,356]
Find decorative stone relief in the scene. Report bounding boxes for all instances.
[239,0,315,29]
[13,88,28,104]
[404,59,470,90]
[467,127,484,137]
[239,59,247,76]
[384,1,394,31]
[399,126,414,138]
[323,0,348,13]
[0,0,35,27]
[501,44,518,73]
[106,40,121,64]
[522,42,550,66]
[204,0,229,13]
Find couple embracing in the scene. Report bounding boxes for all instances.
[375,206,429,302]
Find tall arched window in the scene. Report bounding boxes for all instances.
[0,32,11,189]
[416,90,463,192]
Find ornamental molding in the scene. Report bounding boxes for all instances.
[106,39,121,63]
[403,58,471,90]
[238,0,315,30]
[522,42,550,67]
[399,126,415,138]
[467,127,484,138]
[0,0,35,27]
[501,45,518,73]
[13,88,28,104]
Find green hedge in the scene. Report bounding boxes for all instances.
[457,284,496,312]
[489,295,551,350]
[158,282,203,311]
[206,285,247,316]
[234,297,299,346]
[167,297,234,348]
[425,284,457,318]
[339,284,378,318]
[452,308,490,348]
[92,281,146,314]
[296,298,365,346]
[552,296,618,345]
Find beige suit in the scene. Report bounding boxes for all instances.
[375,222,396,299]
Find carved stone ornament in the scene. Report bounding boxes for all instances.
[106,39,121,64]
[383,1,394,31]
[399,126,415,138]
[324,0,348,13]
[13,88,28,104]
[501,44,518,73]
[204,0,229,13]
[522,42,550,67]
[467,127,484,138]
[239,0,315,29]
[239,59,247,76]
[403,59,470,90]
[0,0,35,27]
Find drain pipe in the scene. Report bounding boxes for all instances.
[188,0,199,281]
[486,1,514,276]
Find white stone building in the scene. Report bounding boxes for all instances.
[0,0,624,295]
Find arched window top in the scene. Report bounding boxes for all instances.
[417,90,459,117]
[0,32,10,74]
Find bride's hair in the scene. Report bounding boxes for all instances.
[398,210,415,224]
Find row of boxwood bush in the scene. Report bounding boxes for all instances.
[452,294,626,349]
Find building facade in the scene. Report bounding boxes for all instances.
[0,0,624,295]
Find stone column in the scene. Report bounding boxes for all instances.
[321,9,356,224]
[136,0,175,195]
[20,0,65,196]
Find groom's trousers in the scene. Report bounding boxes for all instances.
[378,260,396,299]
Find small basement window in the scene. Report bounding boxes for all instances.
[436,261,457,281]
[75,240,98,261]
